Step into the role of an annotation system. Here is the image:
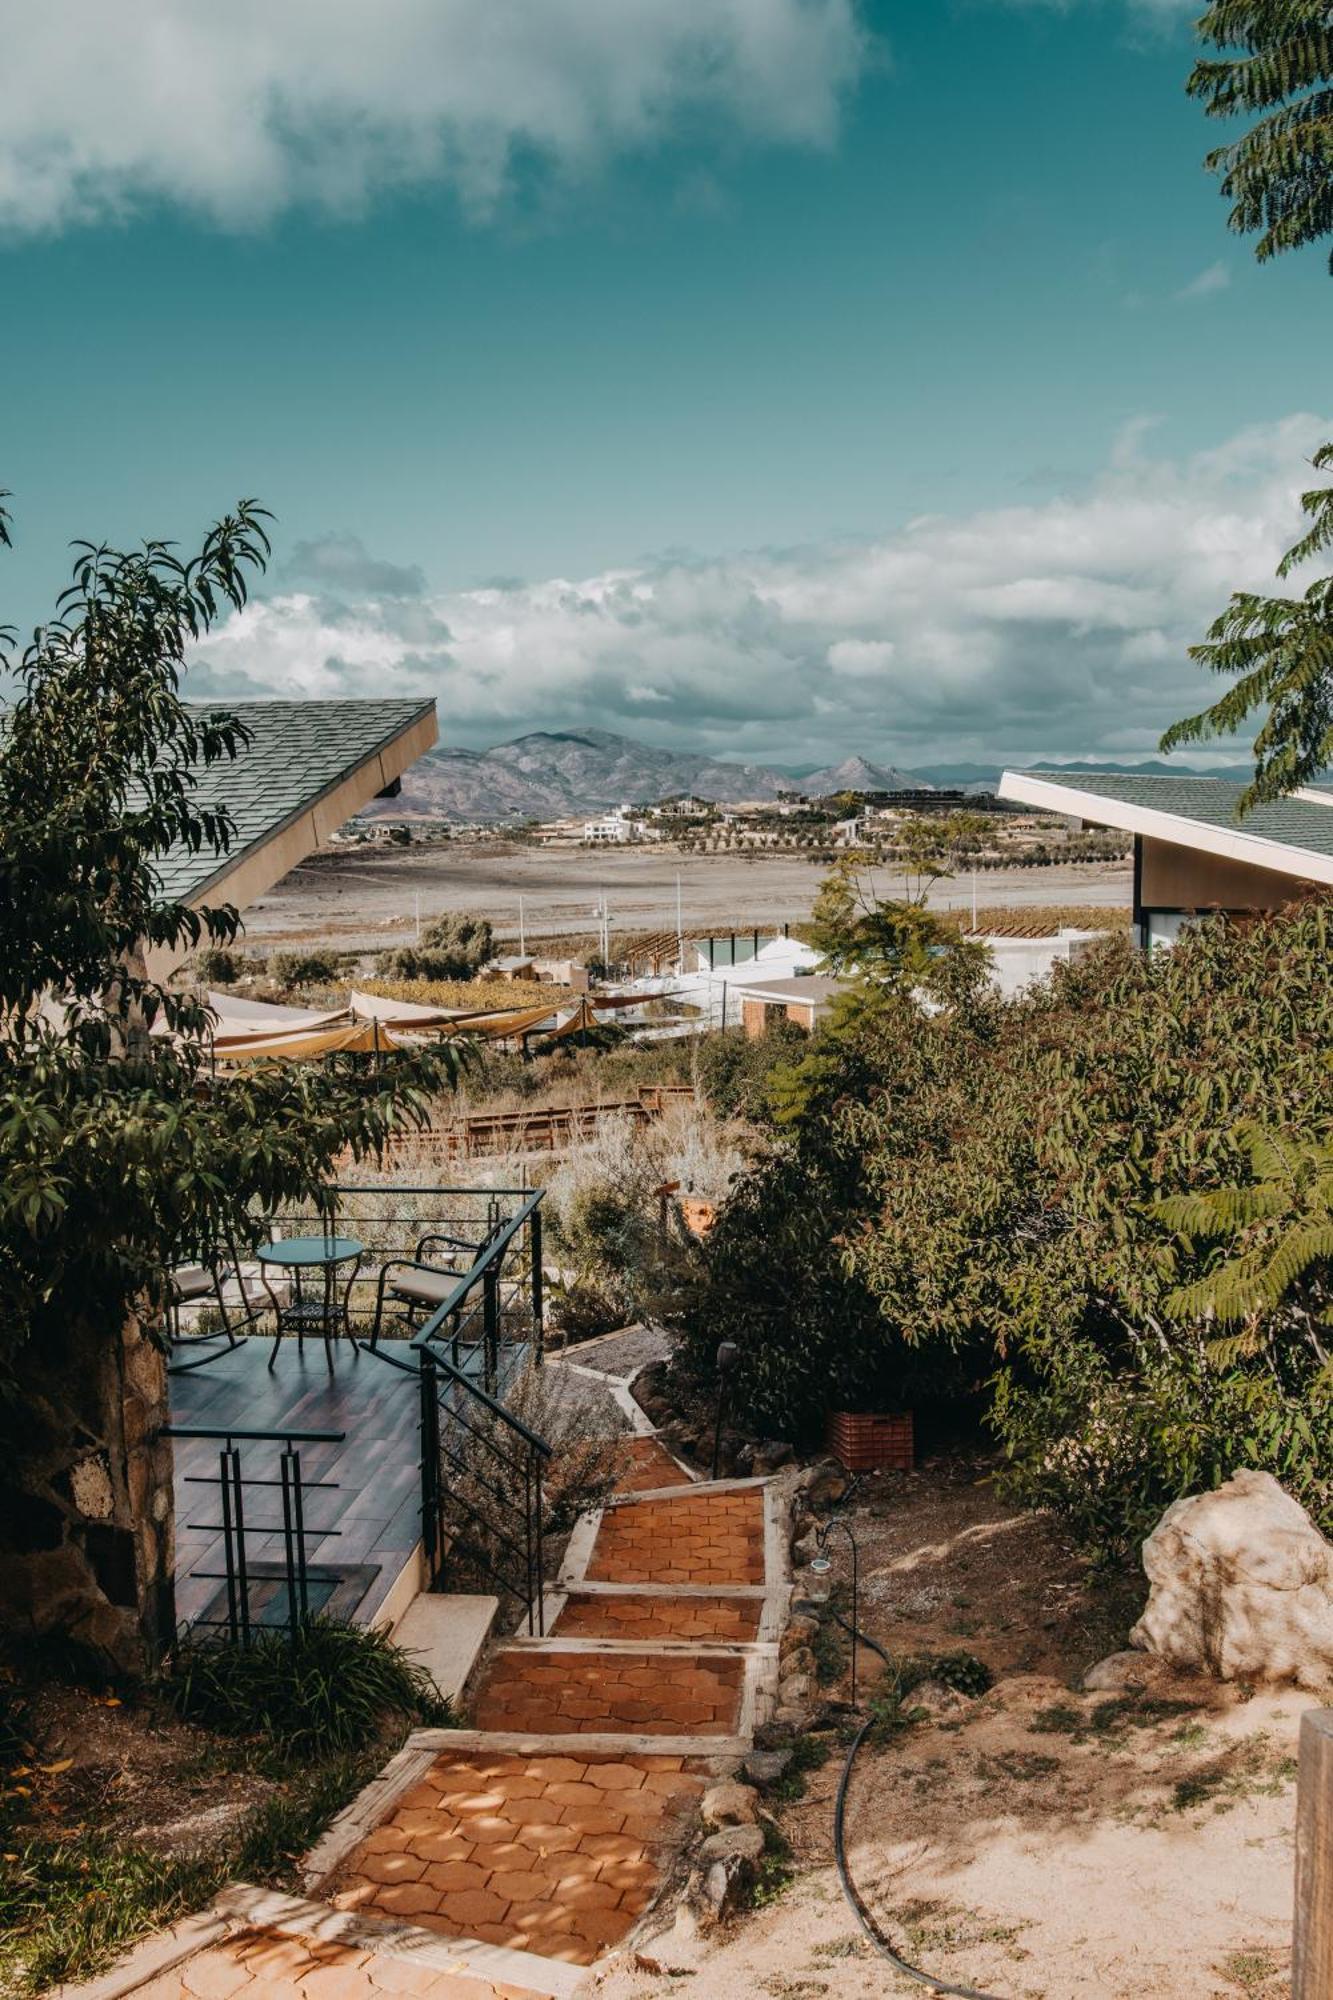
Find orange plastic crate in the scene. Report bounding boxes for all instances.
[826,1410,914,1473]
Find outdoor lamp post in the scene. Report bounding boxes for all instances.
[711,1339,740,1481]
[809,1514,860,1710]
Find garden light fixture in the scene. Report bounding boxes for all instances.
[809,1513,860,1710]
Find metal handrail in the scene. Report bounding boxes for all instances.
[417,1346,547,1633]
[163,1423,344,1646]
[162,1424,345,1444]
[362,1335,552,1457]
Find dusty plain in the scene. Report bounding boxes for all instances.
[240,843,1132,954]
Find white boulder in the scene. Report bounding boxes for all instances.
[1131,1468,1333,1689]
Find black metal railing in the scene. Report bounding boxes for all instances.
[163,1423,343,1645]
[419,1346,552,1633]
[357,1189,553,1632]
[408,1187,544,1395]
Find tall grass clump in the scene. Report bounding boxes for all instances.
[165,1618,452,1756]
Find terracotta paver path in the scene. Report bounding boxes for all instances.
[551,1591,762,1643]
[605,1437,692,1492]
[583,1489,765,1586]
[469,1649,745,1735]
[298,1449,782,1992]
[70,1404,782,2000]
[127,1924,547,1999]
[328,1751,705,1963]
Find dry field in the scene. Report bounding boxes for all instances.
[240,842,1132,955]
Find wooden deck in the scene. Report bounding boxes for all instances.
[169,1336,423,1633]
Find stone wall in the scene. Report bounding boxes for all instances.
[0,1306,175,1676]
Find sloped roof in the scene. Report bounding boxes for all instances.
[998,768,1333,889]
[155,698,435,903]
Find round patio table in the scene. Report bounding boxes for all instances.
[257,1235,363,1371]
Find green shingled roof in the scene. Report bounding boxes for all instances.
[1024,769,1333,863]
[154,698,434,903]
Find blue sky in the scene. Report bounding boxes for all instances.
[1,1,1328,767]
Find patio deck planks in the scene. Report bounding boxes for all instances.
[169,1336,423,1632]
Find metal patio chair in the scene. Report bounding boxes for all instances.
[167,1234,270,1372]
[367,1200,504,1351]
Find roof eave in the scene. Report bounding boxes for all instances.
[184,697,438,909]
[997,769,1333,889]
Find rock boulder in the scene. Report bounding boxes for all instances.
[1131,1468,1333,1689]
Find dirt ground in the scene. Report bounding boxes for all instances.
[594,1462,1306,2000]
[3,1677,268,1858]
[240,844,1132,955]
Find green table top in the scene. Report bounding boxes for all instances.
[256,1235,362,1268]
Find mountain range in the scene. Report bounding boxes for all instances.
[365,728,1254,822]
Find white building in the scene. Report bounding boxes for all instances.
[975,928,1105,998]
[582,809,638,843]
[649,795,711,819]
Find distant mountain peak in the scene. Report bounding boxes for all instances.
[799,754,933,795]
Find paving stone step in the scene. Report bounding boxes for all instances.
[583,1487,766,1588]
[52,1884,585,2000]
[604,1437,694,1492]
[549,1591,763,1643]
[324,1749,706,1967]
[469,1648,746,1737]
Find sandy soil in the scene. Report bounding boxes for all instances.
[593,1464,1304,2000]
[241,844,1132,955]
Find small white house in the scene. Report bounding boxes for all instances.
[582,810,637,844]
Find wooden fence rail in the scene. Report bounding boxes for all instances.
[376,1083,697,1161]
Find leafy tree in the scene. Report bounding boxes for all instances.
[805,852,989,1000]
[1188,2,1333,269]
[681,905,1333,1553]
[1161,3,1333,805]
[267,948,343,989]
[0,493,457,1670]
[1155,1120,1333,1369]
[1161,453,1333,808]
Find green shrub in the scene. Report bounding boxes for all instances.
[695,1017,807,1120]
[1,1754,372,1997]
[926,1650,994,1698]
[164,1618,452,1756]
[267,948,343,988]
[549,1279,624,1344]
[193,946,242,985]
[378,913,493,982]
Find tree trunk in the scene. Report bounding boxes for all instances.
[0,1305,175,1676]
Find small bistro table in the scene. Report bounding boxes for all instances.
[257,1234,363,1371]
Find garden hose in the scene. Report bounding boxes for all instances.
[826,1604,1007,2000]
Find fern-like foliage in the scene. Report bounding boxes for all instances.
[1189,3,1333,269]
[1160,446,1333,811]
[1154,1119,1333,1361]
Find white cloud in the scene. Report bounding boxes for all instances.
[1176,261,1231,302]
[0,0,867,234]
[188,412,1332,768]
[828,638,895,675]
